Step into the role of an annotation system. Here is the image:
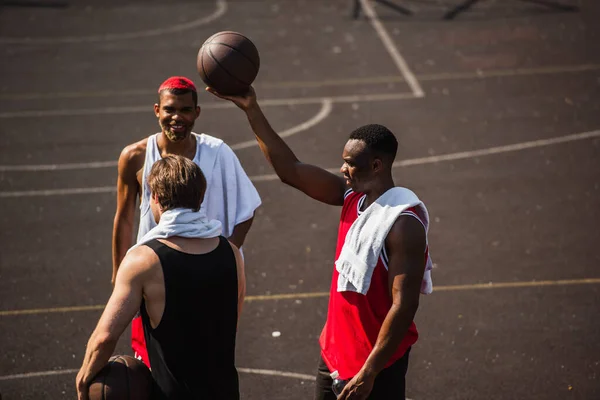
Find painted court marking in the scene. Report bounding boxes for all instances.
[0,99,333,171]
[0,129,598,198]
[0,61,596,118]
[0,0,227,44]
[0,92,415,119]
[1,63,597,100]
[359,0,424,97]
[2,278,599,317]
[0,367,314,382]
[0,368,413,399]
[231,99,332,150]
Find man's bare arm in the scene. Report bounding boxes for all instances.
[207,87,347,206]
[111,145,143,285]
[229,242,246,322]
[228,215,254,249]
[76,248,151,399]
[338,215,427,400]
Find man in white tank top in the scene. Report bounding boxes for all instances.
[111,76,261,366]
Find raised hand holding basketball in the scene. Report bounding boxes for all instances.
[197,31,260,95]
[206,85,257,111]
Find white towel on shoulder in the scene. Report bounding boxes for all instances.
[128,208,222,253]
[201,139,262,238]
[335,187,433,295]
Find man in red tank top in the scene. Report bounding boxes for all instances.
[210,87,431,400]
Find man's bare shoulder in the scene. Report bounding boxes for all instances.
[119,138,148,166]
[117,138,150,180]
[119,245,160,277]
[386,215,427,253]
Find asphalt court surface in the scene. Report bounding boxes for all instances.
[1,0,600,399]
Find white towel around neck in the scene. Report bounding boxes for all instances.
[335,187,433,295]
[128,208,222,253]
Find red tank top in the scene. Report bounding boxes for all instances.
[319,190,423,379]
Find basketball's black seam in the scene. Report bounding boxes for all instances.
[208,41,259,72]
[116,356,131,400]
[200,45,217,89]
[208,31,259,71]
[206,45,253,86]
[103,360,114,400]
[210,31,251,45]
[207,46,252,87]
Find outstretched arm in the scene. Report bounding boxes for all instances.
[338,215,427,400]
[207,87,347,206]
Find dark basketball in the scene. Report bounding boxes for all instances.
[88,355,152,400]
[197,31,260,95]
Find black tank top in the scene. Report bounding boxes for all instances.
[140,237,239,400]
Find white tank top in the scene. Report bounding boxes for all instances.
[136,133,222,242]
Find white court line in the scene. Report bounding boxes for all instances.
[3,59,597,117]
[0,161,116,172]
[0,0,227,44]
[0,100,334,172]
[0,92,414,119]
[388,129,600,168]
[0,367,313,382]
[0,369,79,381]
[231,99,333,150]
[0,365,413,399]
[359,0,424,97]
[0,129,598,198]
[0,368,414,399]
[0,186,117,197]
[2,64,598,100]
[237,367,315,381]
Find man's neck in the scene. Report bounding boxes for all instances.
[157,132,197,159]
[158,236,220,255]
[362,178,395,209]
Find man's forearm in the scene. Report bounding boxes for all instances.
[77,333,117,394]
[228,217,254,248]
[245,104,299,179]
[112,220,134,282]
[361,302,418,377]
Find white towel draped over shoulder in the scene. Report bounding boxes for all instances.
[201,137,262,238]
[128,208,222,253]
[136,133,261,243]
[335,187,433,295]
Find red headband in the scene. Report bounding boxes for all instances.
[158,76,197,93]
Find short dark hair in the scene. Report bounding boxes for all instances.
[158,88,198,106]
[148,155,206,212]
[348,124,398,162]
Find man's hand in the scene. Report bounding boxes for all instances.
[337,370,376,400]
[75,370,90,400]
[205,86,257,111]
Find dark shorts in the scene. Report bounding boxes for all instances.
[314,348,411,400]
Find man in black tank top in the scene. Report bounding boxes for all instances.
[77,155,246,400]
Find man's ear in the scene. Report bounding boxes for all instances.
[372,158,383,173]
[195,105,201,119]
[154,103,160,117]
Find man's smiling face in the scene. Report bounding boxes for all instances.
[154,91,200,142]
